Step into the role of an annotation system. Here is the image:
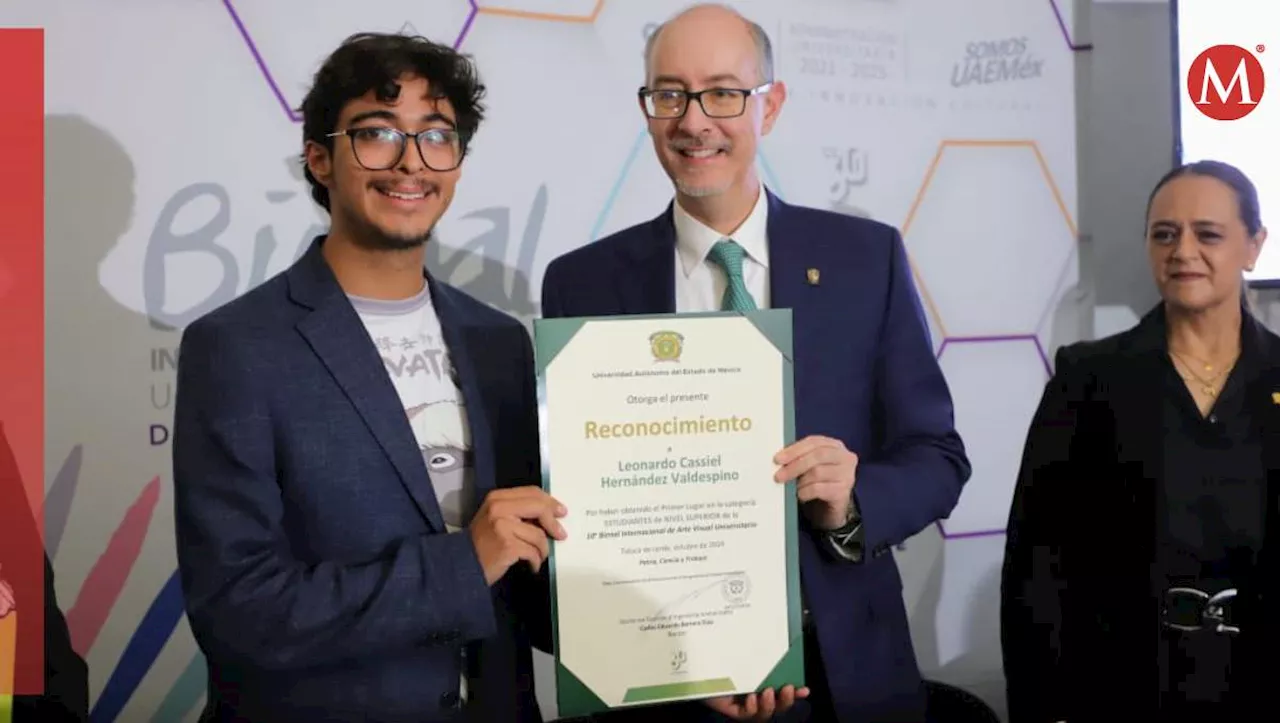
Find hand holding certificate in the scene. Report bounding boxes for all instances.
[534,310,805,718]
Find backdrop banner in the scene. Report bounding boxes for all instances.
[2,1,1080,719]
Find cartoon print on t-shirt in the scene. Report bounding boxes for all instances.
[407,399,474,530]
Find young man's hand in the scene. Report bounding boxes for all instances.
[470,487,568,585]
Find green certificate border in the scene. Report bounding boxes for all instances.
[533,310,804,718]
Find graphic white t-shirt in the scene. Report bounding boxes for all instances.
[351,283,477,701]
[350,284,476,533]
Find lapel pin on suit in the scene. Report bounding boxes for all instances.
[807,268,820,285]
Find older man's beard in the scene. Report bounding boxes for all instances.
[676,178,735,197]
[668,135,736,198]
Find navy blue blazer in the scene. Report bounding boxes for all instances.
[173,237,550,723]
[540,190,971,722]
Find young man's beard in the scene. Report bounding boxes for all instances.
[338,202,436,252]
[353,221,434,252]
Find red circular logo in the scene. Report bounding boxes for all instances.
[1187,44,1266,120]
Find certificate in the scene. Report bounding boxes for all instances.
[534,310,805,718]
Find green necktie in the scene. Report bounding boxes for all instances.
[707,239,757,312]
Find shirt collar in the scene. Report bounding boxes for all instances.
[673,184,770,277]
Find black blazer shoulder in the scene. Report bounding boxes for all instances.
[1047,316,1152,382]
[10,554,89,723]
[1048,303,1280,391]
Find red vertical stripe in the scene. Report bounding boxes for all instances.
[66,477,161,655]
[0,28,46,695]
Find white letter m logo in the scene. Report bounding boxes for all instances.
[1198,57,1258,105]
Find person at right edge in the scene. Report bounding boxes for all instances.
[1001,159,1279,723]
[540,4,972,722]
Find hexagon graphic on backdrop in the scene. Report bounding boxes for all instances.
[902,140,1077,338]
[223,0,475,123]
[934,335,1050,538]
[474,0,605,23]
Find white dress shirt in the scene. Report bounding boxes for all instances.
[673,186,771,313]
[672,187,863,559]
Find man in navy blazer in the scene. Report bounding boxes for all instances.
[173,33,566,723]
[540,5,970,722]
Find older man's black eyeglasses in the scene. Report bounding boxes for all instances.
[638,83,772,119]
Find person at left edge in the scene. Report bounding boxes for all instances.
[0,423,89,723]
[172,33,564,723]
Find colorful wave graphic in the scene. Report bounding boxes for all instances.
[41,445,207,723]
[67,477,160,656]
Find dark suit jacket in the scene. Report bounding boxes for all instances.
[173,237,550,723]
[1000,304,1280,723]
[540,190,971,723]
[0,424,89,723]
[8,556,88,723]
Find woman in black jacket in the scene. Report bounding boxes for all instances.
[1001,160,1277,722]
[1,422,88,723]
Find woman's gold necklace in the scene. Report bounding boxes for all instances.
[1169,349,1238,398]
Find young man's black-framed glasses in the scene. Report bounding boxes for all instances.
[327,126,465,172]
[638,83,772,119]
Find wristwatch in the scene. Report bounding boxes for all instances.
[823,496,864,563]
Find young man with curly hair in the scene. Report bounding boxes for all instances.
[172,33,564,723]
